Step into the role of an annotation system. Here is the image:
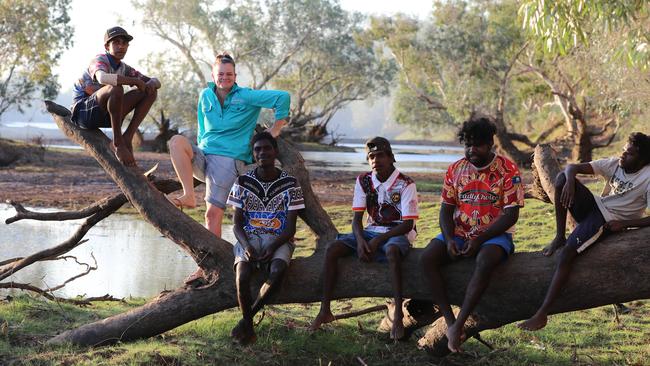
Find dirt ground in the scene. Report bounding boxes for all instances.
[0,142,441,210]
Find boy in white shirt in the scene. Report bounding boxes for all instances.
[519,132,650,331]
[309,137,419,341]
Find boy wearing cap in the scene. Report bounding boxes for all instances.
[71,26,160,167]
[419,116,524,353]
[310,136,419,341]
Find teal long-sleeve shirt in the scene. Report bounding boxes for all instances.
[197,82,290,164]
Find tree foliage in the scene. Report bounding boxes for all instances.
[520,0,650,68]
[365,1,526,134]
[0,0,73,119]
[133,0,393,141]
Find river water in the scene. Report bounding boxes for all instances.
[0,204,236,298]
[0,135,464,298]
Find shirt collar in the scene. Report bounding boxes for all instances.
[371,168,399,189]
[105,52,121,69]
[207,81,239,94]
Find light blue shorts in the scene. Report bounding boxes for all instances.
[190,144,250,209]
[434,233,514,258]
[337,230,411,263]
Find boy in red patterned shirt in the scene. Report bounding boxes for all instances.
[420,116,524,353]
[310,137,419,340]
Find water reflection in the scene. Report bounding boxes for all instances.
[0,204,235,298]
[302,144,463,173]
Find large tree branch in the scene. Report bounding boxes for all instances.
[48,229,650,346]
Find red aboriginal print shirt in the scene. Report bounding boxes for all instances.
[441,155,524,239]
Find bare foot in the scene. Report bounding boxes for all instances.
[114,144,136,167]
[309,310,335,331]
[517,313,548,331]
[542,237,566,257]
[238,319,257,346]
[167,195,197,209]
[446,323,464,353]
[230,319,246,342]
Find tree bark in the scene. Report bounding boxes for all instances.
[43,102,650,354]
[47,229,650,347]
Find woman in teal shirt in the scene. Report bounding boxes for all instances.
[168,53,290,245]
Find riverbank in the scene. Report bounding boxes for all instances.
[2,198,649,365]
[0,139,444,209]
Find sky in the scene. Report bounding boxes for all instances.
[9,0,434,138]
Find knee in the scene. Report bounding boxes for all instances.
[554,172,567,189]
[236,264,251,282]
[107,85,124,98]
[147,88,158,100]
[475,255,497,276]
[205,205,224,222]
[168,134,188,152]
[324,241,343,261]
[386,245,400,262]
[268,266,286,282]
[419,240,442,268]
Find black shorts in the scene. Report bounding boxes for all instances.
[71,94,111,129]
[566,179,608,253]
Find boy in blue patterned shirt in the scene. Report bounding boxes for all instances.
[226,132,304,345]
[71,26,160,166]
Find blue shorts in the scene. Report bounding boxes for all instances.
[71,94,111,129]
[337,230,411,263]
[434,233,514,258]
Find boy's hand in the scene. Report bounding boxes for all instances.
[357,240,371,262]
[132,79,146,92]
[560,179,575,208]
[461,238,481,257]
[259,244,278,262]
[446,239,460,257]
[243,244,258,261]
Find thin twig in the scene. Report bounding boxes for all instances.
[334,305,388,320]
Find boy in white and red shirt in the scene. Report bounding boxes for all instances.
[310,137,419,341]
[420,116,525,353]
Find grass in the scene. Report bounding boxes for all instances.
[2,182,649,365]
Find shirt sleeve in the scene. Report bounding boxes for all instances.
[400,183,419,220]
[240,88,291,121]
[196,90,207,146]
[226,179,244,208]
[122,63,143,79]
[590,158,618,179]
[441,164,457,206]
[88,55,111,81]
[502,161,525,208]
[287,181,305,211]
[352,176,366,211]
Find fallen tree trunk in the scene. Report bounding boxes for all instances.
[42,102,650,355]
[49,228,650,346]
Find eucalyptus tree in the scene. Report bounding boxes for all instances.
[0,0,73,120]
[520,0,650,69]
[366,1,536,166]
[133,0,393,141]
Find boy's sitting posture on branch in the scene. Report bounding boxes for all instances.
[71,26,160,167]
[519,132,650,331]
[420,117,524,353]
[227,132,304,345]
[310,137,419,341]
